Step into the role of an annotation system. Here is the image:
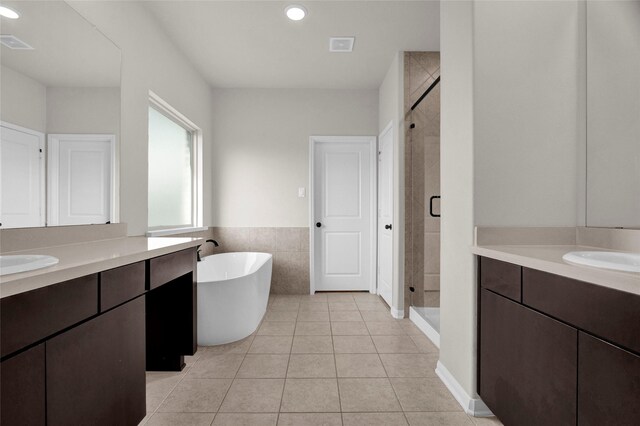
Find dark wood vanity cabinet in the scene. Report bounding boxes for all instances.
[146,249,198,371]
[478,257,640,426]
[479,289,577,426]
[578,333,640,426]
[46,297,146,426]
[0,344,46,426]
[0,247,197,426]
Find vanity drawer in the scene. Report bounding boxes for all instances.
[1,275,98,358]
[479,257,522,302]
[148,248,195,290]
[523,268,640,354]
[100,261,146,311]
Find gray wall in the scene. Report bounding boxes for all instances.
[1,65,47,133]
[473,1,582,227]
[210,88,378,228]
[440,0,585,406]
[69,1,215,236]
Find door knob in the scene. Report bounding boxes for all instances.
[385,224,392,230]
[316,222,322,228]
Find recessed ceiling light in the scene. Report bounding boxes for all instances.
[285,5,307,21]
[0,5,20,19]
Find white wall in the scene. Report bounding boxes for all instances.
[439,0,478,410]
[1,66,47,133]
[210,88,378,227]
[378,52,405,316]
[69,1,214,236]
[473,1,582,227]
[439,0,584,414]
[46,87,120,136]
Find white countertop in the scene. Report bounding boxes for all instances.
[472,245,640,296]
[0,237,203,299]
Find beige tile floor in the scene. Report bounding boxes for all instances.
[141,293,503,426]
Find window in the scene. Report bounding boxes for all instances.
[147,92,202,234]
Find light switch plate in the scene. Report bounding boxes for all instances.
[298,187,306,198]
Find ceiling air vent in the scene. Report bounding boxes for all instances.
[329,37,355,53]
[0,35,34,50]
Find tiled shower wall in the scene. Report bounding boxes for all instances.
[404,52,441,312]
[188,227,310,295]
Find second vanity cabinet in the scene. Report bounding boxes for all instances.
[0,247,197,426]
[478,257,640,426]
[46,298,146,426]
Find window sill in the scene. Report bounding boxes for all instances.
[146,226,208,237]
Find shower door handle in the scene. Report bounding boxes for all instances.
[429,196,441,218]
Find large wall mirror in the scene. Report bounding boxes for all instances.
[0,1,121,229]
[586,1,640,228]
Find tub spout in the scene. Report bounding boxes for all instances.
[197,239,220,262]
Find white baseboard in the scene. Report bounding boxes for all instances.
[435,361,494,417]
[409,307,440,348]
[390,306,404,319]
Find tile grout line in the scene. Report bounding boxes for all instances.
[275,298,299,422]
[143,356,196,424]
[211,328,254,422]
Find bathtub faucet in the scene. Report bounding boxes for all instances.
[197,239,220,262]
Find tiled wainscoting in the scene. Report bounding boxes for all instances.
[186,227,310,295]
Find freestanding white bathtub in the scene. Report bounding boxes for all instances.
[197,252,272,346]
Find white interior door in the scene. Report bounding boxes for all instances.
[312,137,376,292]
[0,123,45,228]
[377,123,394,306]
[48,134,114,226]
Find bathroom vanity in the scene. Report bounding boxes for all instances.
[0,237,201,426]
[475,252,640,426]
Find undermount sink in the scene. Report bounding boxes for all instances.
[0,255,59,276]
[562,251,640,273]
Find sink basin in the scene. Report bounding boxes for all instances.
[0,255,59,276]
[562,251,640,273]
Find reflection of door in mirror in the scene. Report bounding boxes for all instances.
[586,1,640,228]
[0,122,45,228]
[48,134,115,226]
[0,1,121,228]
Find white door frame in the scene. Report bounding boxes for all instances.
[308,135,378,294]
[377,120,395,305]
[47,133,118,226]
[0,121,46,227]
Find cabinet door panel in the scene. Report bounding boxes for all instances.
[578,332,640,425]
[0,344,45,426]
[480,289,577,426]
[46,297,145,426]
